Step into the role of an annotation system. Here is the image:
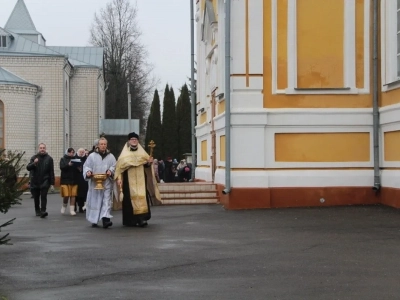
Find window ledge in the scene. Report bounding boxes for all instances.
[283,87,358,95]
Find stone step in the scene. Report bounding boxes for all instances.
[161,191,218,199]
[158,183,217,192]
[162,198,219,205]
[158,183,219,205]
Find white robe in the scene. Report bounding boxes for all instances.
[83,151,116,224]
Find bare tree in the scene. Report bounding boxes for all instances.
[90,0,157,135]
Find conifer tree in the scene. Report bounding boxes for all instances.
[177,84,192,158]
[0,149,28,245]
[145,89,162,159]
[161,85,178,159]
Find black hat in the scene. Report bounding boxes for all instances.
[128,132,139,140]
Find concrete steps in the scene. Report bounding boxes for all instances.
[158,182,219,205]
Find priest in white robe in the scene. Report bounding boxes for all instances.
[83,137,116,228]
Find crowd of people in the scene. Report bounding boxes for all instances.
[26,133,162,228]
[154,157,192,183]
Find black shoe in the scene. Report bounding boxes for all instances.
[102,217,113,229]
[91,223,98,228]
[40,212,48,218]
[103,221,113,229]
[138,220,148,227]
[79,208,84,213]
[35,211,41,217]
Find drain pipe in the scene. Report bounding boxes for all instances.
[34,86,42,151]
[372,0,380,191]
[190,0,196,181]
[222,0,231,195]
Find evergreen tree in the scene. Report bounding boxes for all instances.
[161,85,178,159]
[0,149,28,245]
[145,89,162,159]
[177,84,192,158]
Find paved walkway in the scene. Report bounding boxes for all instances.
[1,193,400,299]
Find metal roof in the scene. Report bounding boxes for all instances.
[0,30,63,56]
[0,66,37,87]
[48,47,104,68]
[4,0,40,34]
[100,119,140,136]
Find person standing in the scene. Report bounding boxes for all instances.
[59,148,78,216]
[26,143,55,218]
[83,137,116,228]
[75,148,88,213]
[114,132,161,227]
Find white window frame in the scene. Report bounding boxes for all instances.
[381,0,400,91]
[271,0,370,95]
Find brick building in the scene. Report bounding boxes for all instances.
[0,0,105,178]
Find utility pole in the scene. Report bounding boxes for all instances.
[127,81,132,131]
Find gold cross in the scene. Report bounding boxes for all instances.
[148,140,156,157]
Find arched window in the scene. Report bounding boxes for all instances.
[0,100,4,148]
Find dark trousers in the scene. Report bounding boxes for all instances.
[76,196,86,209]
[31,187,49,212]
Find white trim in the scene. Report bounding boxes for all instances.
[229,170,373,188]
[381,0,399,90]
[361,0,370,93]
[344,0,356,89]
[287,0,297,90]
[271,0,278,94]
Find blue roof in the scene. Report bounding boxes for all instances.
[5,0,40,35]
[48,46,104,68]
[0,67,37,87]
[0,31,62,56]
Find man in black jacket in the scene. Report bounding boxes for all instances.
[26,143,55,218]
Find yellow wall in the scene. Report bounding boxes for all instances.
[275,132,370,162]
[384,131,400,161]
[201,140,208,161]
[297,0,344,88]
[264,0,372,108]
[356,0,365,89]
[199,112,207,125]
[217,100,225,115]
[220,135,226,161]
[381,88,400,107]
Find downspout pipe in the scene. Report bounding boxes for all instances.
[34,86,42,151]
[372,0,380,191]
[190,0,196,181]
[222,0,231,195]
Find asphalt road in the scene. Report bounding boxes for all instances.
[1,194,400,300]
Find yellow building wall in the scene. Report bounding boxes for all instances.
[355,0,365,89]
[199,112,207,125]
[384,131,400,161]
[381,88,400,107]
[275,133,370,162]
[264,0,372,108]
[220,135,226,161]
[201,140,208,161]
[217,100,225,115]
[297,0,344,88]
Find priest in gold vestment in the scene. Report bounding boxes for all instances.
[114,132,161,227]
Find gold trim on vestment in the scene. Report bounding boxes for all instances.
[114,143,161,215]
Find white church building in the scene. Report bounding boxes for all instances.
[0,0,105,181]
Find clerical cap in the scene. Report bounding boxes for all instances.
[128,132,139,140]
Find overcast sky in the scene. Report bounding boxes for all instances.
[0,0,194,100]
